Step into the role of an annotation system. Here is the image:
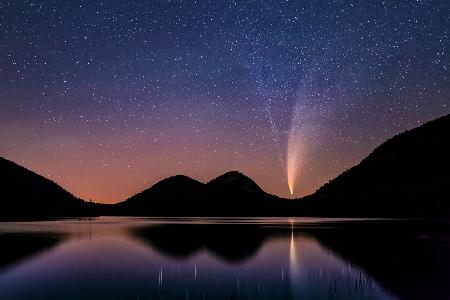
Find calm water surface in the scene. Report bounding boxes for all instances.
[0,217,448,300]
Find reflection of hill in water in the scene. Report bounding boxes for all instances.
[306,220,450,300]
[132,223,290,263]
[0,232,63,272]
[1,220,449,300]
[133,220,450,299]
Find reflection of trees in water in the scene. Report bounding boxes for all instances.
[306,268,377,299]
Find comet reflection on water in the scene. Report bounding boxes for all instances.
[0,217,404,299]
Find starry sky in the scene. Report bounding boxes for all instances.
[1,0,449,203]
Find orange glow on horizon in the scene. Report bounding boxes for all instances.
[1,110,371,204]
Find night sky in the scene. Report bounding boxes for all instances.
[1,1,449,203]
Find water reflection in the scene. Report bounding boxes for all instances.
[132,223,279,262]
[308,221,450,300]
[0,217,448,299]
[0,232,63,272]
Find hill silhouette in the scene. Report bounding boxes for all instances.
[1,113,449,219]
[299,113,450,218]
[114,171,293,216]
[0,158,95,219]
[207,171,265,195]
[114,175,206,215]
[117,114,450,218]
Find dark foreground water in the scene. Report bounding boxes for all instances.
[0,217,449,300]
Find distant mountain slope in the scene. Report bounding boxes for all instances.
[0,158,92,219]
[299,114,450,218]
[116,171,290,216]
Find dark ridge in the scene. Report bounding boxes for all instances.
[0,157,96,220]
[299,113,450,218]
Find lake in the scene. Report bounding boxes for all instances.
[0,217,448,299]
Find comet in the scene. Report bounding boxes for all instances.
[287,122,305,196]
[286,87,310,196]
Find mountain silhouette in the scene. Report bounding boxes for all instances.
[0,158,95,219]
[115,171,292,216]
[117,114,450,217]
[299,113,450,218]
[207,171,265,195]
[1,113,449,219]
[114,175,206,215]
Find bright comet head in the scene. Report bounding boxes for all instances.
[289,184,294,195]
